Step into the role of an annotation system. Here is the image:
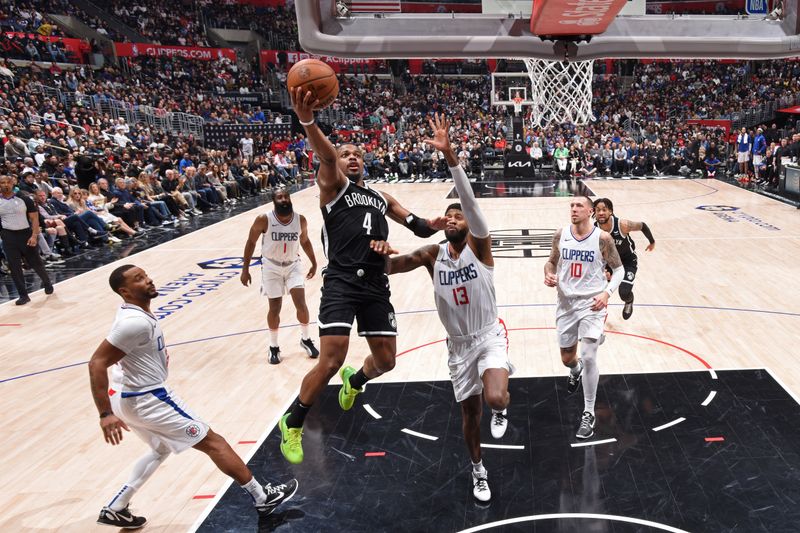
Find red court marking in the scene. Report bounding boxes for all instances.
[397,326,713,370]
[192,494,215,499]
[705,437,725,442]
[238,440,257,444]
[365,452,386,457]
[0,324,21,327]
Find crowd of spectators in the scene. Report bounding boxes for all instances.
[95,0,207,46]
[203,1,299,50]
[0,0,66,36]
[4,0,125,41]
[3,45,800,279]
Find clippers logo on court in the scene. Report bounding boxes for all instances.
[186,424,201,438]
[197,257,262,269]
[695,205,780,231]
[485,229,555,259]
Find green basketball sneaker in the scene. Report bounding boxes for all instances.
[338,366,363,411]
[279,414,304,464]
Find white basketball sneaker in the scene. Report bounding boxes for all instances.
[472,470,491,502]
[490,409,508,439]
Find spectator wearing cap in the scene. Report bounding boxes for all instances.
[0,174,53,305]
[17,171,39,195]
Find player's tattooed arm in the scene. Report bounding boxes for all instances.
[600,232,623,269]
[622,219,642,232]
[544,228,561,286]
[385,244,439,276]
[621,219,655,251]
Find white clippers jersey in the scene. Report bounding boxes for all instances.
[261,211,301,262]
[106,304,168,392]
[433,243,497,337]
[557,225,607,298]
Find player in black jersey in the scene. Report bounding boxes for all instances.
[278,88,447,464]
[593,198,655,320]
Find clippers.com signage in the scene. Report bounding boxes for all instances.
[114,42,236,61]
[260,50,380,72]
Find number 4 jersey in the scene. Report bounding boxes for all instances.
[321,181,389,272]
[433,243,497,337]
[557,225,607,298]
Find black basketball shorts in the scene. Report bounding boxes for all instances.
[318,268,398,337]
[606,260,638,284]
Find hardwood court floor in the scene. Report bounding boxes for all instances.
[0,178,798,532]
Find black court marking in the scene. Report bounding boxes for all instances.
[196,370,800,532]
[447,179,595,199]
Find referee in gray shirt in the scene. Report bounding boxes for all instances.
[0,175,53,305]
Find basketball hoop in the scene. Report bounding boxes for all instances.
[512,96,523,116]
[522,58,595,128]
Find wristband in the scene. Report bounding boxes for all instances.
[299,117,315,127]
[99,411,113,418]
[404,213,437,238]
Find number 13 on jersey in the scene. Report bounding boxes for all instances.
[452,286,470,305]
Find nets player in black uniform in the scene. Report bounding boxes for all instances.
[278,88,447,464]
[593,198,655,320]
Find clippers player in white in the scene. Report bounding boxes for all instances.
[88,265,297,529]
[241,187,319,364]
[377,114,513,502]
[592,197,655,320]
[277,88,446,465]
[544,197,624,439]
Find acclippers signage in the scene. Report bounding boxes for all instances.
[114,42,236,62]
[530,0,628,36]
[260,50,379,73]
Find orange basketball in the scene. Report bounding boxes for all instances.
[287,59,339,110]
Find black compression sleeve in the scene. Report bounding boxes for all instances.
[641,222,655,244]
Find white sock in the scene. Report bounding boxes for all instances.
[570,358,583,376]
[269,329,279,347]
[107,484,136,512]
[300,323,310,340]
[581,339,600,413]
[471,460,485,474]
[491,409,506,415]
[240,477,267,507]
[108,447,169,511]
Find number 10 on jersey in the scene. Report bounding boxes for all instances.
[570,262,583,278]
[452,286,469,305]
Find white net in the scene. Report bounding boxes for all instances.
[522,58,595,128]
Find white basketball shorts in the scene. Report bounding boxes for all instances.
[556,294,607,348]
[110,386,209,454]
[447,320,515,403]
[752,154,764,167]
[261,260,305,298]
[737,151,751,163]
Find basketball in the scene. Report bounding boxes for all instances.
[287,59,339,110]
